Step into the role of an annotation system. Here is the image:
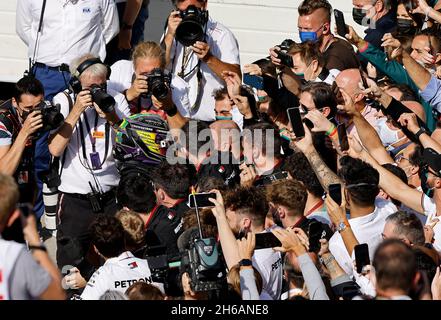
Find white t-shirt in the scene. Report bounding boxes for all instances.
[252,229,283,300]
[329,198,397,276]
[108,60,190,118]
[422,194,441,252]
[52,89,130,194]
[166,16,240,121]
[81,251,164,300]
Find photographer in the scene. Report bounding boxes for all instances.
[109,41,187,129]
[163,0,241,121]
[0,76,45,203]
[49,54,130,276]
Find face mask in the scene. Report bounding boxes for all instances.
[295,72,305,80]
[376,118,406,150]
[215,115,233,121]
[420,168,435,198]
[396,18,414,34]
[299,31,318,43]
[353,7,368,26]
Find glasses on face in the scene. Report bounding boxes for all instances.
[394,153,410,164]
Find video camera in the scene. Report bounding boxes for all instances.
[140,196,227,296]
[175,5,209,47]
[22,100,64,133]
[141,68,171,100]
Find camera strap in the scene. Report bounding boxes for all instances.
[29,0,47,75]
[77,111,110,169]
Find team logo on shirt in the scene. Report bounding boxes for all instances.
[128,261,138,269]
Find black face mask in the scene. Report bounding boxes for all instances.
[353,7,368,26]
[396,18,414,35]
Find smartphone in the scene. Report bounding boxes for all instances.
[287,107,305,139]
[255,232,282,250]
[334,9,349,38]
[243,73,264,90]
[308,222,325,253]
[328,183,342,206]
[276,50,294,68]
[188,193,217,208]
[354,243,370,274]
[337,123,349,152]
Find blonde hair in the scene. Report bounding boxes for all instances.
[0,174,19,226]
[115,209,145,251]
[132,41,166,69]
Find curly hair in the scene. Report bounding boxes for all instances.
[151,161,191,200]
[266,179,307,216]
[117,172,155,214]
[224,186,268,227]
[338,156,379,207]
[90,215,126,258]
[283,152,324,198]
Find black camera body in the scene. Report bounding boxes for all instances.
[89,84,115,114]
[276,39,295,68]
[176,5,209,47]
[22,100,64,133]
[142,68,171,100]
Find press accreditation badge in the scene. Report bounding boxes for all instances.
[90,152,102,170]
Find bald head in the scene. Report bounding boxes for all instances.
[402,101,426,124]
[336,69,365,104]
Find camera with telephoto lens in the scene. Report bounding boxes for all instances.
[175,5,209,47]
[141,68,171,100]
[22,100,64,133]
[89,84,115,114]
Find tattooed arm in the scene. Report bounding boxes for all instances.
[292,125,342,193]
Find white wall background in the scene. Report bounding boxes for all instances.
[0,0,364,83]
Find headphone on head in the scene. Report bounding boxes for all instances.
[69,57,111,94]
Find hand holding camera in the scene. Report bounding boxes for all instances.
[191,41,211,62]
[126,74,148,102]
[166,10,182,38]
[73,89,93,113]
[22,109,43,138]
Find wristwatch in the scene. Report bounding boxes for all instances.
[28,244,47,252]
[239,259,253,267]
[121,22,133,30]
[336,220,350,233]
[414,127,426,140]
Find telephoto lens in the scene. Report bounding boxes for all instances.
[175,5,209,47]
[89,84,116,113]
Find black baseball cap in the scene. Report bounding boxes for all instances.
[423,148,441,176]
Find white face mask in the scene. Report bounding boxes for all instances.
[376,118,406,151]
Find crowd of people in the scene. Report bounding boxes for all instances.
[2,0,441,301]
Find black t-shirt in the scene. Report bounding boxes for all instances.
[323,38,360,71]
[146,200,189,259]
